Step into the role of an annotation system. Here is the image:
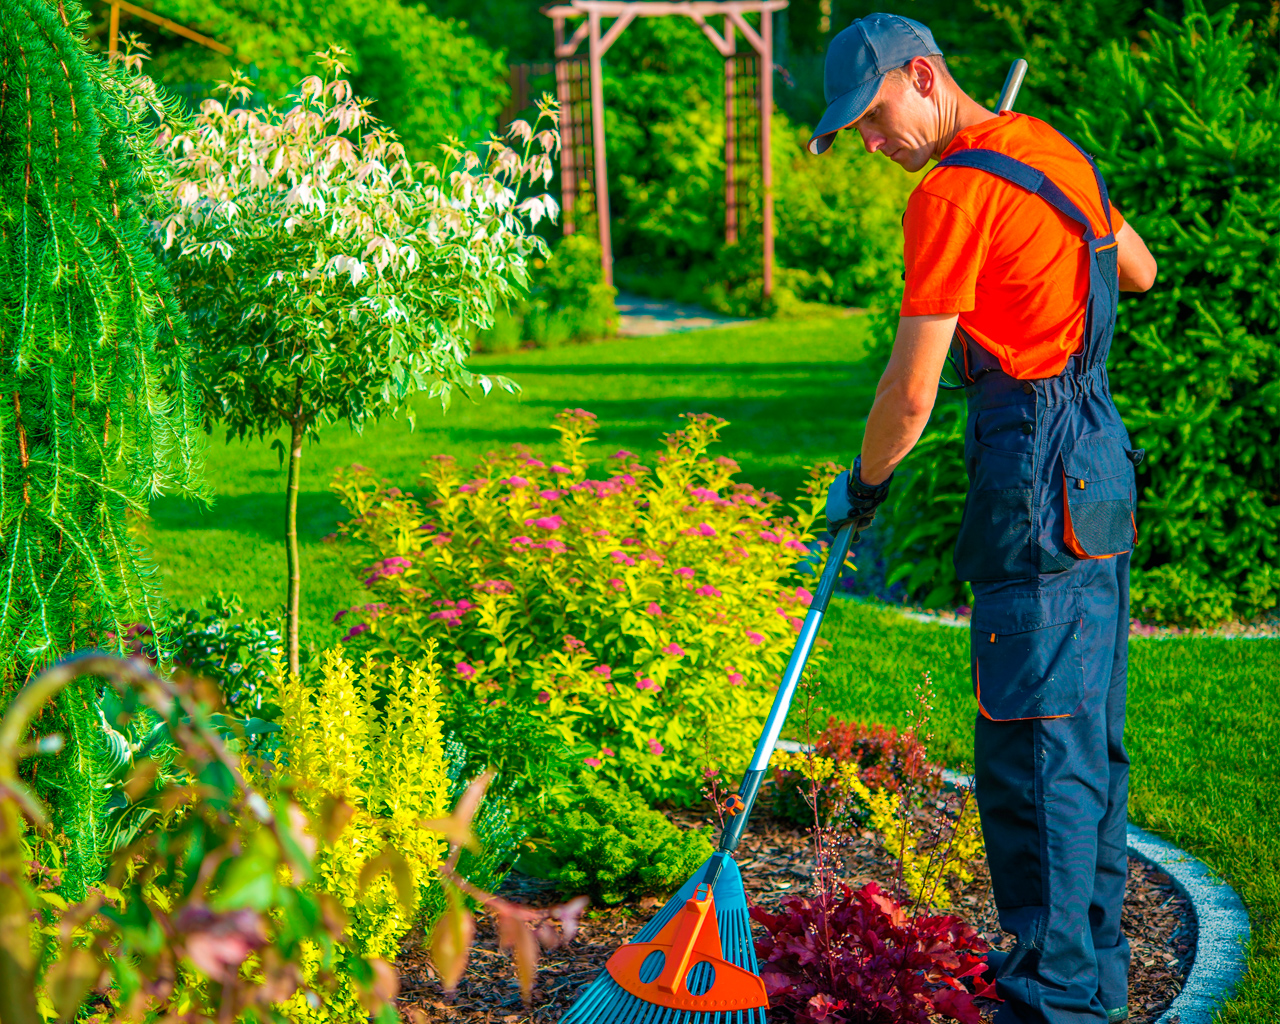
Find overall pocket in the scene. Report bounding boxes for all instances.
[971,588,1084,720]
[955,438,1037,582]
[1061,437,1138,558]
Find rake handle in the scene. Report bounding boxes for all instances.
[716,522,856,859]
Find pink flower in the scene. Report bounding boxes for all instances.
[456,662,476,679]
[604,683,616,693]
[510,535,534,548]
[458,477,488,494]
[583,757,602,767]
[674,567,696,579]
[689,487,719,501]
[351,463,370,472]
[523,457,546,469]
[696,584,722,598]
[640,550,664,564]
[602,747,615,757]
[786,540,810,554]
[539,489,564,500]
[697,523,717,537]
[474,579,514,594]
[607,578,626,592]
[610,449,636,459]
[648,738,665,756]
[661,642,686,658]
[534,539,567,553]
[551,464,572,475]
[526,515,564,531]
[536,691,551,704]
[342,624,369,641]
[505,475,530,488]
[333,609,349,623]
[612,473,638,487]
[620,537,640,547]
[610,551,637,566]
[794,587,814,607]
[564,635,586,652]
[636,678,660,692]
[592,665,612,679]
[645,602,664,617]
[727,671,744,685]
[759,529,782,543]
[592,528,611,538]
[746,630,765,645]
[431,534,452,547]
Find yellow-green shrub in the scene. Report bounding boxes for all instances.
[330,410,835,804]
[265,649,450,1022]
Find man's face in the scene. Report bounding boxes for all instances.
[852,66,938,172]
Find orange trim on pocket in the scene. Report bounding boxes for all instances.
[1096,241,1119,253]
[975,659,1072,722]
[1062,470,1122,560]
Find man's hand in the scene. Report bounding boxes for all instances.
[826,456,892,539]
[859,313,958,485]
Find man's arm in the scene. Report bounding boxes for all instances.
[1116,221,1157,292]
[858,313,958,485]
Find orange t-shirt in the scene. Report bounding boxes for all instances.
[900,112,1124,379]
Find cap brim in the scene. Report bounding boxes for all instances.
[807,76,882,155]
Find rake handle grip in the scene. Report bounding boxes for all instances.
[717,522,856,856]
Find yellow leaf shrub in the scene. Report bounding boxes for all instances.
[330,410,838,804]
[265,648,450,1022]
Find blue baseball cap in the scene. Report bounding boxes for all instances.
[808,13,943,155]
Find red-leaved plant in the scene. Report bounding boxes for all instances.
[750,881,994,1024]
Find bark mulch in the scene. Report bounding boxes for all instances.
[396,805,1194,1023]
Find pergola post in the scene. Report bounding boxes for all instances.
[724,18,736,245]
[760,7,773,298]
[587,10,614,286]
[553,15,577,235]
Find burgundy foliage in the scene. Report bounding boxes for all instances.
[750,881,995,1024]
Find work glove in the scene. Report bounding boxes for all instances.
[826,456,892,540]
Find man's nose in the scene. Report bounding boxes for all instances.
[857,126,884,154]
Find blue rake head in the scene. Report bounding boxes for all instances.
[559,855,767,1024]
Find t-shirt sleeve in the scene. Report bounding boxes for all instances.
[900,189,987,317]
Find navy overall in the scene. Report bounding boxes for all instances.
[934,138,1143,1024]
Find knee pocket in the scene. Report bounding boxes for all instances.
[971,588,1085,720]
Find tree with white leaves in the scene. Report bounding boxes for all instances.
[156,48,559,673]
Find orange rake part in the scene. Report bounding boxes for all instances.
[604,881,768,1011]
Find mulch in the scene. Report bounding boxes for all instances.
[395,801,1194,1023]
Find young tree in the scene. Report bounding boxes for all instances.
[157,52,559,673]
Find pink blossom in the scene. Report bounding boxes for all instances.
[473,579,515,594]
[645,602,664,617]
[794,587,813,607]
[583,757,602,767]
[674,567,696,579]
[510,535,534,548]
[604,683,616,693]
[456,662,476,679]
[564,635,586,651]
[431,534,452,547]
[611,473,638,487]
[727,671,744,685]
[610,551,636,566]
[430,454,455,463]
[786,540,810,554]
[342,624,369,642]
[534,539,567,553]
[610,449,636,460]
[539,489,564,500]
[661,642,686,658]
[592,665,612,679]
[746,630,765,645]
[592,528,611,538]
[648,738,665,756]
[602,747,616,757]
[333,609,349,623]
[523,457,547,469]
[551,464,572,475]
[697,523,717,537]
[350,463,370,472]
[689,487,719,501]
[536,691,551,704]
[640,550,664,564]
[505,475,531,488]
[458,478,488,494]
[636,678,660,692]
[607,578,626,592]
[526,515,564,531]
[620,537,640,547]
[696,584,722,598]
[759,529,782,543]
[361,603,387,615]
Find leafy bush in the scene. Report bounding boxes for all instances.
[525,772,713,905]
[261,648,450,1022]
[772,715,940,827]
[162,594,285,716]
[1069,2,1280,624]
[751,881,992,1024]
[330,409,835,803]
[478,232,619,351]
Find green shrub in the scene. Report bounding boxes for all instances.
[527,772,713,905]
[330,409,835,804]
[1068,3,1280,624]
[162,594,285,716]
[478,232,619,351]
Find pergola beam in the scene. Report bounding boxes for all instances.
[106,0,233,59]
[544,0,785,297]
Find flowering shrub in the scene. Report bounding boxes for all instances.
[525,772,713,905]
[751,881,993,1024]
[772,716,942,828]
[330,409,837,803]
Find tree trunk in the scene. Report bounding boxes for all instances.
[285,416,305,676]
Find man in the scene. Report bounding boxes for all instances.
[815,13,1157,1024]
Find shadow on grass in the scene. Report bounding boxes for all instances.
[149,490,350,543]
[473,362,868,376]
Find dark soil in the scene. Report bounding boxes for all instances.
[396,803,1194,1023]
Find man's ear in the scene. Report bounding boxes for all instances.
[911,56,937,98]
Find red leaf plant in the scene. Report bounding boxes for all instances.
[750,880,994,1024]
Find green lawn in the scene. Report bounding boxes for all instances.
[816,601,1280,1024]
[144,313,875,650]
[145,313,1279,1021]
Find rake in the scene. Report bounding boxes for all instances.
[560,523,857,1023]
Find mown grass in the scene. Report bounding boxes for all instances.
[814,601,1280,1024]
[143,313,875,650]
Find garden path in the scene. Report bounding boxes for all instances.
[614,290,756,336]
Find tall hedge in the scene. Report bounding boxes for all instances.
[881,3,1280,626]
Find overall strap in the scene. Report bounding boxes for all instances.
[934,149,1098,241]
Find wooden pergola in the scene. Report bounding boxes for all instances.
[104,0,232,59]
[544,0,788,297]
